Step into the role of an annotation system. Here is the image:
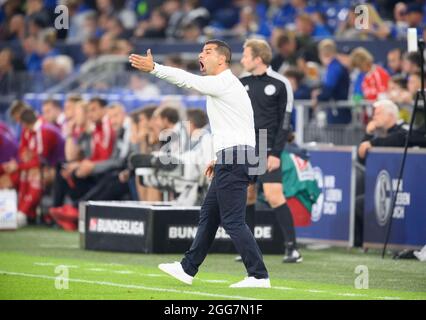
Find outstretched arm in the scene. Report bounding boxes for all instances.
[129,50,224,96]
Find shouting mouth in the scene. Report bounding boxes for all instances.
[199,60,205,72]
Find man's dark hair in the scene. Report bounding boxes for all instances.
[277,33,295,48]
[159,107,179,124]
[130,105,158,124]
[406,51,422,66]
[66,93,83,103]
[8,100,30,117]
[284,67,305,84]
[187,108,208,129]
[391,74,407,89]
[140,105,157,120]
[205,39,232,64]
[43,99,62,109]
[20,108,38,125]
[89,97,108,108]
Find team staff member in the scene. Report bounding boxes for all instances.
[240,38,302,263]
[130,40,270,288]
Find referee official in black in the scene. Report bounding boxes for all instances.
[240,38,302,263]
[129,40,270,288]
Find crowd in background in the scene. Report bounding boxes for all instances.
[1,1,426,121]
[0,94,211,229]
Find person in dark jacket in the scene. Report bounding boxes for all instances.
[358,99,407,165]
[355,99,407,246]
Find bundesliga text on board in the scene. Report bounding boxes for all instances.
[89,218,145,236]
[168,225,273,240]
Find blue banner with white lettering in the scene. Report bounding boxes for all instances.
[296,147,354,245]
[364,149,426,249]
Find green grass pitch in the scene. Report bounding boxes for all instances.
[0,227,425,300]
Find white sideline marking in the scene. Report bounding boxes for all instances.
[200,280,229,284]
[39,244,79,249]
[87,268,107,272]
[113,270,134,274]
[34,263,78,269]
[376,296,401,300]
[273,286,295,290]
[145,273,164,277]
[0,270,259,300]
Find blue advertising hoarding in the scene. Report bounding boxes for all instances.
[296,146,355,246]
[364,148,426,250]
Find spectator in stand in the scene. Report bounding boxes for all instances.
[274,0,318,28]
[294,13,319,63]
[0,48,17,95]
[82,37,100,63]
[25,0,53,33]
[387,48,403,76]
[171,0,210,39]
[270,32,298,73]
[312,39,351,124]
[230,5,259,39]
[350,47,390,101]
[0,11,25,41]
[104,15,132,39]
[128,73,161,98]
[355,99,408,246]
[181,22,205,43]
[284,67,311,100]
[405,2,424,37]
[134,8,168,39]
[41,99,65,130]
[42,55,74,84]
[63,0,97,43]
[310,11,332,38]
[389,2,409,39]
[405,72,426,104]
[401,51,422,78]
[163,0,185,38]
[26,28,58,72]
[387,74,412,106]
[95,0,137,31]
[358,100,407,164]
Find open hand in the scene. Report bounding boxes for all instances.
[129,50,155,73]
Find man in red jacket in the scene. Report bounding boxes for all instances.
[49,97,115,230]
[4,108,64,225]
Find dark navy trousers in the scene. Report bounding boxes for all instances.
[181,146,269,279]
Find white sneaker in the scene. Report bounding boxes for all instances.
[414,245,426,262]
[229,276,271,288]
[158,262,193,285]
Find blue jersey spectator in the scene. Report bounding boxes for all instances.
[314,39,351,124]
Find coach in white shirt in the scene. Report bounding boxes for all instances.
[129,40,270,288]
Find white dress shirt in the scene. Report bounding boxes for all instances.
[150,64,256,156]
